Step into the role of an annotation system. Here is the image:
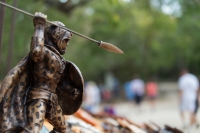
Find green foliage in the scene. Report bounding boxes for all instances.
[1,0,200,82]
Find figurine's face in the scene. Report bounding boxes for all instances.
[47,21,72,55]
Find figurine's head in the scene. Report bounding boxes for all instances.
[45,21,72,55]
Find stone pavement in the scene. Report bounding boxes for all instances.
[113,95,200,133]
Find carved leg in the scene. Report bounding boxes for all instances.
[22,99,47,133]
[47,105,66,133]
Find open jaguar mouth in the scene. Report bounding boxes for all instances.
[61,38,70,51]
[60,30,72,53]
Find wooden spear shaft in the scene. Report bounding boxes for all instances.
[0,1,124,54]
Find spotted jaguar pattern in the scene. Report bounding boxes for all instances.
[22,99,66,133]
[0,12,73,133]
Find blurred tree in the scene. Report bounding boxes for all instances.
[1,0,200,83]
[78,0,178,81]
[41,0,91,15]
[176,0,200,74]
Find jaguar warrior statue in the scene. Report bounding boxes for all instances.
[0,12,84,133]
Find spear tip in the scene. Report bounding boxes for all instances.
[99,41,124,54]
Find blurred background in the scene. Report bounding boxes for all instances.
[0,0,200,132]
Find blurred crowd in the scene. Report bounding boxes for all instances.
[82,69,200,131]
[81,72,159,124]
[82,72,158,113]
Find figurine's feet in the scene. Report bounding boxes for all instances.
[49,130,59,133]
[49,128,65,133]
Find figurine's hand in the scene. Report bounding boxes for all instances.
[33,12,47,28]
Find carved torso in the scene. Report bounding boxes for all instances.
[31,46,65,93]
[27,44,66,103]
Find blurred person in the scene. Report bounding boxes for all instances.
[194,76,200,115]
[193,78,200,128]
[97,81,105,101]
[178,68,199,129]
[113,78,120,99]
[194,88,199,115]
[130,74,145,111]
[124,81,135,101]
[83,81,101,114]
[146,78,158,111]
[104,72,114,101]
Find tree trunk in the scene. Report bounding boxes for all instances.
[0,0,6,63]
[7,0,18,72]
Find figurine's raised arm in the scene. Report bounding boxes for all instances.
[30,12,47,62]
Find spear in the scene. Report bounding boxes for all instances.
[0,1,124,54]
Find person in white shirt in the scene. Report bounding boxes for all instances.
[83,81,101,114]
[178,68,199,128]
[130,74,145,111]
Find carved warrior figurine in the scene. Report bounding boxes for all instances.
[0,12,84,133]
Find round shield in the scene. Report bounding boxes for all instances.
[57,60,84,115]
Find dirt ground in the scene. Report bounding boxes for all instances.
[113,95,200,133]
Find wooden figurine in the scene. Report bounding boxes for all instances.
[0,12,84,133]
